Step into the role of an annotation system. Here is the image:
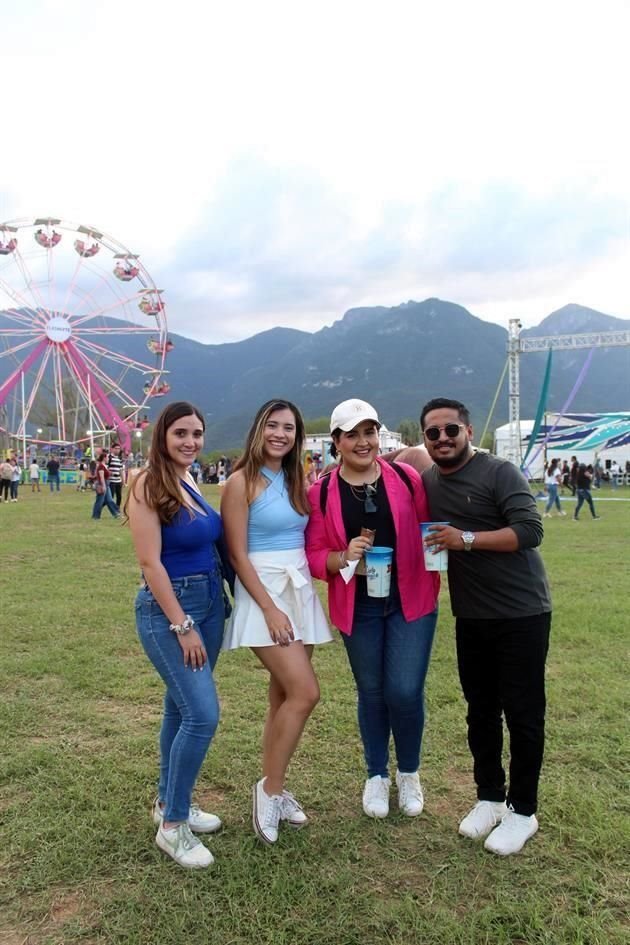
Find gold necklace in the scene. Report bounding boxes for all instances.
[339,463,380,503]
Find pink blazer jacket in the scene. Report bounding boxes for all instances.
[305,458,439,635]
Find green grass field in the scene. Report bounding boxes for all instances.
[1,484,628,945]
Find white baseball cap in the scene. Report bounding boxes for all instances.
[330,398,380,433]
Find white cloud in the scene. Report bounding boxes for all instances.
[1,0,629,342]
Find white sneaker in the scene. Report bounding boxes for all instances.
[396,770,424,816]
[253,779,283,844]
[280,790,308,828]
[484,807,539,856]
[152,797,222,834]
[459,800,508,839]
[362,775,390,818]
[155,822,214,868]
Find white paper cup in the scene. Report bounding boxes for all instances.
[364,546,393,597]
[420,522,450,572]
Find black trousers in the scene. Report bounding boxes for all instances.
[109,481,122,507]
[456,612,551,816]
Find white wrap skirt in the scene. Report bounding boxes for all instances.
[222,548,333,649]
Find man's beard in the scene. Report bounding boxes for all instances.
[432,443,471,469]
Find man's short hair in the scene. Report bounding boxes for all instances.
[420,398,470,429]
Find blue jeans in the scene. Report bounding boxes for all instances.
[92,486,119,518]
[135,573,224,822]
[544,483,561,513]
[49,474,60,492]
[574,488,597,519]
[341,589,438,778]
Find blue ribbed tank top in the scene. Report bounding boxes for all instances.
[247,467,307,552]
[161,480,223,579]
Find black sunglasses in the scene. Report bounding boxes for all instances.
[424,423,465,442]
[364,482,378,513]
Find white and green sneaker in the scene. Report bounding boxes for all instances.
[155,822,214,868]
[153,797,222,834]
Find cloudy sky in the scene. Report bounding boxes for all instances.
[2,0,629,343]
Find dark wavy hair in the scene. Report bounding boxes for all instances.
[233,399,308,516]
[124,401,205,525]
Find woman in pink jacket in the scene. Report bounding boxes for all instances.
[305,399,439,820]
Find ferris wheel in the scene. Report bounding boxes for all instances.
[0,216,173,453]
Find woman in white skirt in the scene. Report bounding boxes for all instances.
[221,399,332,844]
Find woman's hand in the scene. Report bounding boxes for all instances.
[346,536,373,562]
[177,628,207,669]
[263,605,294,646]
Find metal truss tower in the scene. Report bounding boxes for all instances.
[506,318,630,465]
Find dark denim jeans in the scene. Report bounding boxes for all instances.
[48,474,60,492]
[456,612,551,816]
[92,486,119,519]
[341,589,438,778]
[135,573,224,823]
[574,488,597,519]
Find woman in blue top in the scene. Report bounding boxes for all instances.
[221,399,332,845]
[126,402,225,870]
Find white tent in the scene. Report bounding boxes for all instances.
[494,417,630,479]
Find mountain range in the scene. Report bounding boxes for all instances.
[2,300,629,448]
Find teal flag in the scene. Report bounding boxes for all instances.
[521,348,553,468]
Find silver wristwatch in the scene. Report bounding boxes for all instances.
[461,531,476,552]
[169,614,195,635]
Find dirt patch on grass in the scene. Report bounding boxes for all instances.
[93,697,159,723]
[427,766,474,817]
[0,929,29,945]
[49,890,84,925]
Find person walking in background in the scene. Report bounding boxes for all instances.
[609,460,620,490]
[92,452,120,520]
[305,399,439,822]
[221,400,332,845]
[9,458,22,501]
[543,459,565,518]
[569,456,579,496]
[420,397,552,857]
[107,443,124,507]
[573,464,600,521]
[77,460,87,491]
[125,401,226,869]
[29,459,41,493]
[1,457,13,502]
[46,455,61,492]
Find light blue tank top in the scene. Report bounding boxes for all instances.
[247,467,307,552]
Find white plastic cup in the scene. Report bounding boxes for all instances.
[364,546,393,597]
[420,522,450,572]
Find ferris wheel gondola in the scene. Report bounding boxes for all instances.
[0,217,171,452]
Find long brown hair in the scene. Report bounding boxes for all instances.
[123,401,205,525]
[233,399,309,515]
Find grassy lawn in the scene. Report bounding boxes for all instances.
[1,484,628,945]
